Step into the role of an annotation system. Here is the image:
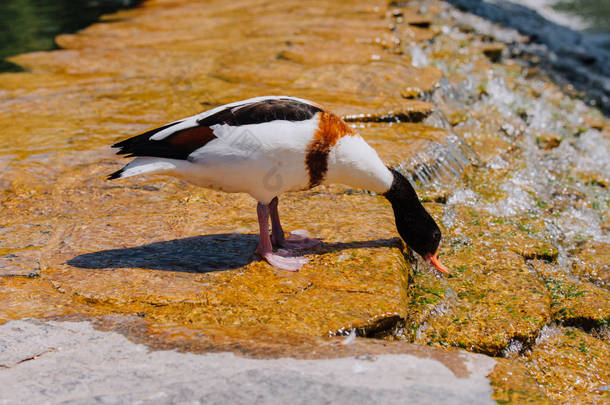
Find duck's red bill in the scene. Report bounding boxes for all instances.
[425,253,450,274]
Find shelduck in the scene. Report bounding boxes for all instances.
[109,96,449,273]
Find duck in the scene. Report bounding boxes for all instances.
[109,95,449,273]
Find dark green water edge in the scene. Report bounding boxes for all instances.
[552,0,610,33]
[0,0,141,72]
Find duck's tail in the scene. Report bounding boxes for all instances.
[107,157,177,180]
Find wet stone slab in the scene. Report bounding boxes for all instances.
[0,146,410,336]
[0,0,438,342]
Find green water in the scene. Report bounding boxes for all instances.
[0,0,140,72]
[552,0,610,32]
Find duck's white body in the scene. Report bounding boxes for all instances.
[113,96,393,203]
[110,95,441,272]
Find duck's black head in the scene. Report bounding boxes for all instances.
[383,168,448,273]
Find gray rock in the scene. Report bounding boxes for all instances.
[0,319,496,405]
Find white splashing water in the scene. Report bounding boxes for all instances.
[556,207,609,244]
[484,170,537,217]
[535,324,562,345]
[572,130,610,175]
[447,188,477,206]
[487,155,509,170]
[398,12,608,281]
[501,338,524,357]
[341,328,357,345]
[410,45,429,68]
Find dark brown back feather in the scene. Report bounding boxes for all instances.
[112,121,216,160]
[112,98,322,160]
[197,98,322,127]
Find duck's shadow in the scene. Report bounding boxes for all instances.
[67,233,401,273]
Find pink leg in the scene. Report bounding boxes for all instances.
[269,197,321,250]
[256,202,308,271]
[269,197,285,246]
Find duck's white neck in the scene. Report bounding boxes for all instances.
[325,135,394,193]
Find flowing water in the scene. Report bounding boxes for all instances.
[411,2,609,271]
[446,0,610,114]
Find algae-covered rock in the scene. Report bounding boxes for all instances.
[489,358,551,404]
[571,241,610,289]
[522,326,610,403]
[530,259,610,331]
[402,205,552,355]
[535,132,562,150]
